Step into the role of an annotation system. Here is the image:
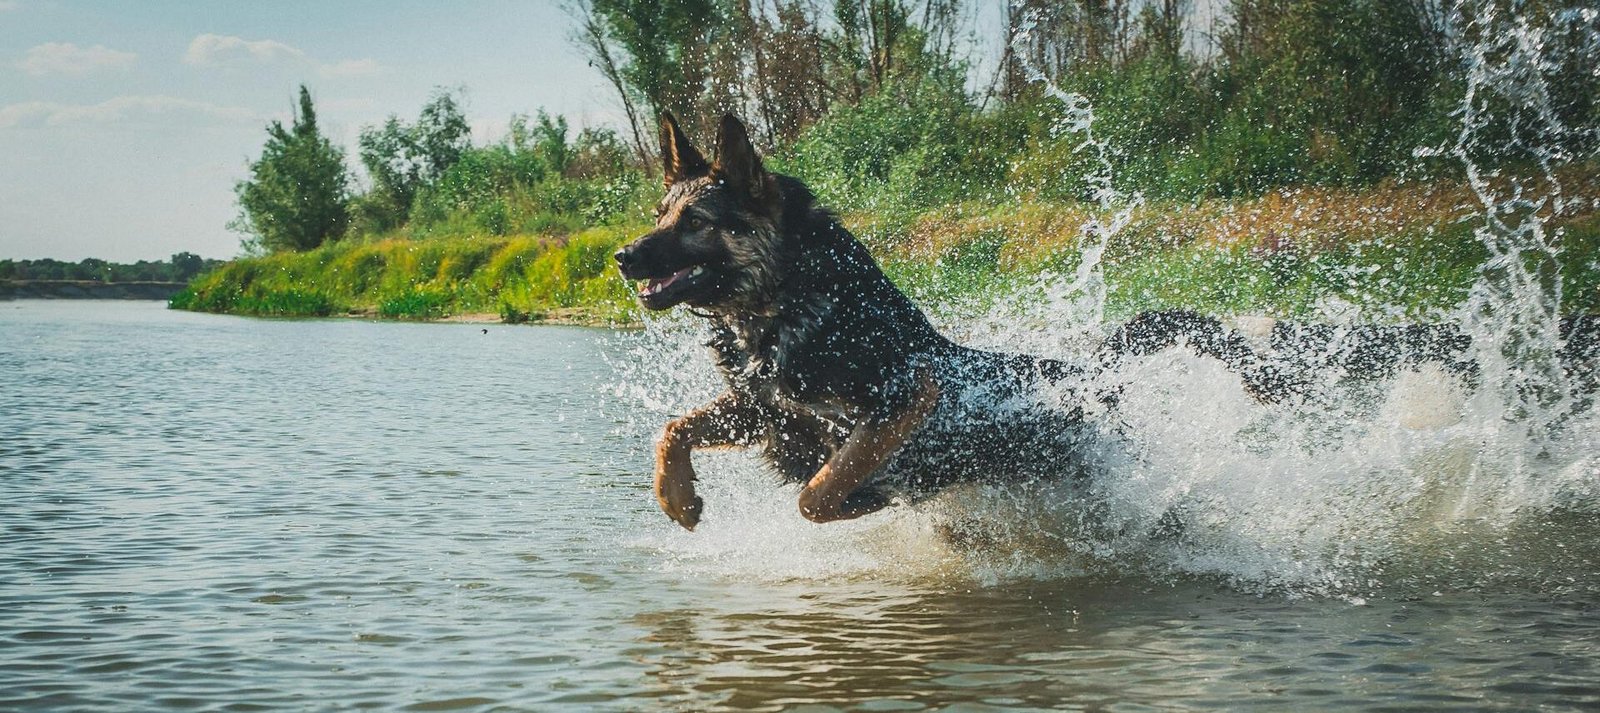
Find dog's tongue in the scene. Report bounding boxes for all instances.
[645,266,693,294]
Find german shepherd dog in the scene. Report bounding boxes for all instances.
[614,113,1598,530]
[613,113,1297,530]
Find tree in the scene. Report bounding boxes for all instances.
[354,88,472,233]
[413,89,472,182]
[507,110,573,176]
[76,258,109,282]
[233,85,350,252]
[169,252,206,282]
[577,0,720,137]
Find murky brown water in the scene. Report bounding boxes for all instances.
[3,300,1598,711]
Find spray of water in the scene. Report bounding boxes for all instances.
[605,1,1599,597]
[1427,1,1584,460]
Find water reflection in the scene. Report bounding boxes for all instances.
[632,581,1074,709]
[629,577,1600,710]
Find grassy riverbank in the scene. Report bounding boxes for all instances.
[171,176,1600,325]
[171,228,634,323]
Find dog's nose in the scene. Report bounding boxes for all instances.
[613,247,633,270]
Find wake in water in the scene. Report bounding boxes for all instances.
[605,0,1600,597]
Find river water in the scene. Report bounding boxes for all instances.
[3,299,1599,711]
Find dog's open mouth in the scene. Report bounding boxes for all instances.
[637,265,708,309]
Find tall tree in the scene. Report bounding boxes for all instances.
[571,0,653,163]
[579,0,719,130]
[232,85,350,253]
[355,88,472,232]
[569,0,972,155]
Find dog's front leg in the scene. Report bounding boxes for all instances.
[797,373,939,523]
[656,393,763,530]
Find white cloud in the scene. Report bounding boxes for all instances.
[183,33,382,80]
[18,42,137,76]
[0,96,254,129]
[321,97,376,113]
[0,1,19,11]
[316,58,383,79]
[183,33,305,66]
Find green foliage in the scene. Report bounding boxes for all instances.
[316,0,1587,256]
[414,146,546,228]
[167,258,336,317]
[499,302,533,324]
[378,289,451,319]
[172,230,639,322]
[789,0,1461,208]
[777,73,1029,213]
[233,86,351,253]
[174,170,1600,325]
[1561,216,1600,315]
[356,88,473,233]
[236,289,337,317]
[587,0,719,116]
[344,97,651,241]
[1200,0,1449,193]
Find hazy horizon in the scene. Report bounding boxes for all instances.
[0,0,620,263]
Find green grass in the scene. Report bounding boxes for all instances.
[377,289,452,319]
[171,228,638,322]
[173,184,1600,324]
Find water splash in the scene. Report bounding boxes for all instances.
[606,2,1600,597]
[1428,0,1587,458]
[960,6,1143,356]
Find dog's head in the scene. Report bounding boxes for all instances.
[614,113,783,313]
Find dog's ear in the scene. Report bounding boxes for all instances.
[713,113,774,202]
[659,112,708,188]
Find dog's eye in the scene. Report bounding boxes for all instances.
[684,216,705,231]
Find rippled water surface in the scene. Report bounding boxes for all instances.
[3,300,1599,711]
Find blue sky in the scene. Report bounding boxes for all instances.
[0,0,618,261]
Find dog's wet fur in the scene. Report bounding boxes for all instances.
[616,113,1600,530]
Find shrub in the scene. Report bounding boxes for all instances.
[777,73,1019,212]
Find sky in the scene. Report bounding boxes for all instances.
[0,0,619,262]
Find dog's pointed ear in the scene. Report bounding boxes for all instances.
[659,112,708,188]
[713,113,773,201]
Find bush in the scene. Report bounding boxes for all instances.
[777,73,1023,212]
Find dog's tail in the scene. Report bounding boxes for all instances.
[1096,310,1300,404]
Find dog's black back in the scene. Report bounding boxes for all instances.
[699,175,1219,499]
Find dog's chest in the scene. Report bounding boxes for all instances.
[713,299,848,417]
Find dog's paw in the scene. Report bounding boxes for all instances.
[798,485,890,523]
[655,463,703,531]
[661,493,703,531]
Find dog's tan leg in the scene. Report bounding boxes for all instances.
[797,373,939,523]
[656,393,763,530]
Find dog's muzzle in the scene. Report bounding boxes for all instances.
[613,245,644,280]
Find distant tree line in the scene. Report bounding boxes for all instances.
[0,253,221,283]
[231,0,1598,253]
